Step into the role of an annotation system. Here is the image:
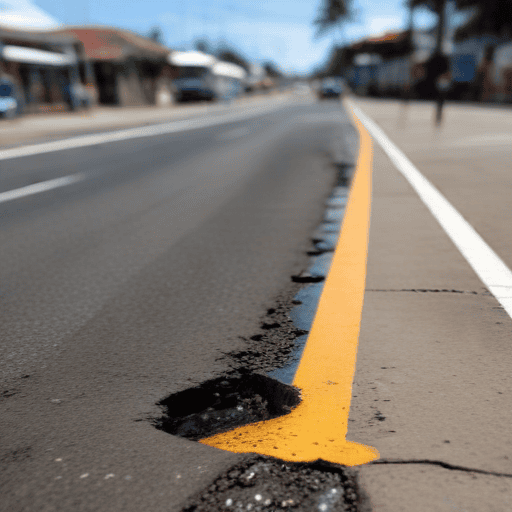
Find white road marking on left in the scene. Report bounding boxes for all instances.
[0,174,85,204]
[0,101,291,161]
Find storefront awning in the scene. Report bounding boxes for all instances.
[2,45,76,66]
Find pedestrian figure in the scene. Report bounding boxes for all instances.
[475,46,495,102]
[425,51,450,126]
[435,66,451,125]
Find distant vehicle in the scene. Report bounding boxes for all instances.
[70,83,92,110]
[318,77,345,99]
[169,51,246,102]
[211,61,247,101]
[0,79,18,119]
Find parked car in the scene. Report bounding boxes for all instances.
[0,79,18,119]
[318,77,345,99]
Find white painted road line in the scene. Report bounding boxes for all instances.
[349,101,512,319]
[0,101,290,162]
[0,174,85,204]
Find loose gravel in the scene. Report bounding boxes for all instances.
[181,455,365,512]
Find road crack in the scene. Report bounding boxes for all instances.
[365,289,479,295]
[370,459,512,477]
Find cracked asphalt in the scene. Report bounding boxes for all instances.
[0,96,361,512]
[3,94,512,512]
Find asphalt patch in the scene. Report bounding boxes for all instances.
[180,455,364,512]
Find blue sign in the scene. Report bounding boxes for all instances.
[452,54,476,83]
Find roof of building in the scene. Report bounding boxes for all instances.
[351,30,411,55]
[54,26,170,61]
[0,25,75,46]
[366,32,401,43]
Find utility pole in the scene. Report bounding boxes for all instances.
[429,0,450,125]
[407,2,415,102]
[0,40,4,79]
[435,0,447,55]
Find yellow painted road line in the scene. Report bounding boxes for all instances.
[200,108,379,466]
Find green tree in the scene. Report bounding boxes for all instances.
[217,46,250,72]
[263,61,282,78]
[314,0,353,39]
[454,0,512,41]
[148,26,164,45]
[194,39,212,54]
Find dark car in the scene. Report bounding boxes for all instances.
[318,78,345,100]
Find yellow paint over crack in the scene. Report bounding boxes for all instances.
[199,108,379,466]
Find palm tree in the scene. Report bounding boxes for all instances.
[314,0,353,41]
[408,0,450,123]
[454,0,512,41]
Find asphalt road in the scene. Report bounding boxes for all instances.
[0,98,357,511]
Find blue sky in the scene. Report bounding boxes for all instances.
[34,0,444,73]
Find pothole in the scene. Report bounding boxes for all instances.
[180,455,364,512]
[152,373,300,441]
[152,163,353,439]
[151,160,361,510]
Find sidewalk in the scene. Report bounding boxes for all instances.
[347,99,512,511]
[0,90,297,149]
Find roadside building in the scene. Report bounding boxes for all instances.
[332,28,455,100]
[340,31,411,97]
[0,0,82,114]
[56,27,174,107]
[348,53,382,96]
[450,34,502,100]
[326,21,511,104]
[493,41,512,103]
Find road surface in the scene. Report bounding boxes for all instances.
[0,95,359,511]
[2,94,512,512]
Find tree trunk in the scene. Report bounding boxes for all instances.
[435,0,447,55]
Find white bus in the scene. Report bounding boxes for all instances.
[169,50,246,102]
